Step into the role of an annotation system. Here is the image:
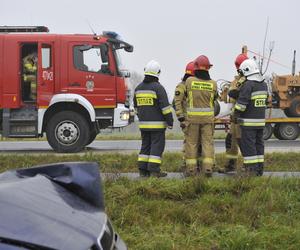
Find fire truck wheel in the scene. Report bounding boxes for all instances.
[287,97,300,117]
[277,123,300,140]
[263,124,273,140]
[86,129,97,146]
[46,111,89,153]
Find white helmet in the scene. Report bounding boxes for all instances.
[239,59,263,81]
[144,60,161,78]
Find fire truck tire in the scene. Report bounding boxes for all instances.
[46,111,89,153]
[263,123,273,140]
[277,123,300,140]
[86,129,97,146]
[287,97,300,117]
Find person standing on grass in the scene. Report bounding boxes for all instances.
[234,59,268,176]
[177,55,218,177]
[134,60,173,178]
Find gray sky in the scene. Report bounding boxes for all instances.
[2,0,300,95]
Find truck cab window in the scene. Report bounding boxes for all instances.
[73,45,110,74]
[42,46,51,69]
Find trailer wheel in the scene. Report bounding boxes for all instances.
[46,111,89,153]
[275,123,300,140]
[284,108,291,117]
[287,97,300,117]
[273,124,283,140]
[263,124,273,140]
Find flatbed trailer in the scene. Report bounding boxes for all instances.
[215,115,300,141]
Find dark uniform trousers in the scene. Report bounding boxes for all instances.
[138,130,165,173]
[240,128,264,175]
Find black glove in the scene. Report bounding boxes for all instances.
[178,117,185,123]
[228,89,239,99]
[180,122,186,129]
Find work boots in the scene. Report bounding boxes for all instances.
[150,171,168,178]
[139,169,150,177]
[218,159,236,173]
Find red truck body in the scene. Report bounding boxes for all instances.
[0,26,133,152]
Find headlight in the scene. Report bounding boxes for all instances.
[120,111,130,121]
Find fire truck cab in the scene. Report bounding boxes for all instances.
[0,26,133,152]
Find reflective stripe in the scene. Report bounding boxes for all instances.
[186,159,197,165]
[257,155,264,163]
[244,155,259,164]
[139,121,167,129]
[138,154,149,162]
[235,103,246,111]
[251,95,268,100]
[187,108,214,112]
[148,155,162,164]
[240,118,265,127]
[135,90,157,99]
[203,157,214,164]
[187,111,214,116]
[225,154,239,159]
[145,71,159,76]
[251,91,268,97]
[187,107,214,116]
[188,91,193,108]
[162,105,172,115]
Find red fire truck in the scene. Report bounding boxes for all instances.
[0,26,133,152]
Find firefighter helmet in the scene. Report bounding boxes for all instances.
[235,53,248,69]
[144,60,161,78]
[239,59,263,81]
[185,61,195,75]
[194,55,213,71]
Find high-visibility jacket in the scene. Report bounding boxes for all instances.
[180,76,217,124]
[235,79,268,128]
[134,81,173,130]
[174,81,187,120]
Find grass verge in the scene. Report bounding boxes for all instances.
[1,152,300,173]
[105,177,300,249]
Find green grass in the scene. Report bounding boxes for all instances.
[1,152,300,173]
[0,153,300,249]
[104,177,300,249]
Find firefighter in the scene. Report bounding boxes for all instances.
[177,55,218,177]
[234,59,268,176]
[219,53,248,173]
[174,61,202,170]
[23,52,37,100]
[134,60,174,177]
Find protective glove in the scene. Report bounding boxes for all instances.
[180,122,186,129]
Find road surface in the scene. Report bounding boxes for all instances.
[0,139,299,154]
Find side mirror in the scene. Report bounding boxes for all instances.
[125,45,133,53]
[120,70,130,78]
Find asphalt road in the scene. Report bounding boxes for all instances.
[0,139,299,154]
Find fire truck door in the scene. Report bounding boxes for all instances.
[38,43,54,107]
[67,43,116,108]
